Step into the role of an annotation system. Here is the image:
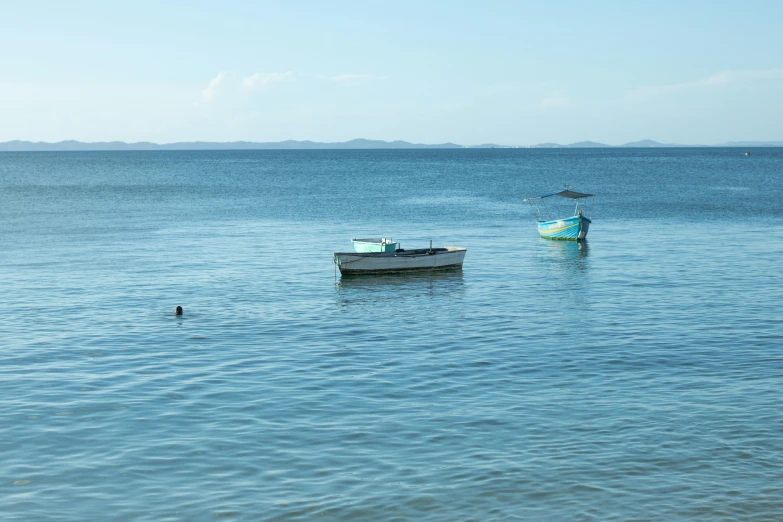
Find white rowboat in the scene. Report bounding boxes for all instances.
[334,246,466,275]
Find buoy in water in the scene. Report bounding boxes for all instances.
[175,306,183,316]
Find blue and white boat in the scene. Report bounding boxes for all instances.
[524,187,594,241]
[352,238,399,253]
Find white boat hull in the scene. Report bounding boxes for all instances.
[334,246,466,275]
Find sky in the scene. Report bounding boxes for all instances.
[0,0,781,145]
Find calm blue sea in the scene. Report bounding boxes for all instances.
[1,149,782,521]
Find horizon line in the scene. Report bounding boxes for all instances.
[1,137,782,151]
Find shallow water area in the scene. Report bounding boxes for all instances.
[1,149,782,520]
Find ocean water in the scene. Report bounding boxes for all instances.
[1,149,782,521]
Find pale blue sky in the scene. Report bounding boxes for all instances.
[1,0,781,144]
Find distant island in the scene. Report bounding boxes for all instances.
[530,139,783,148]
[1,138,782,151]
[0,138,463,152]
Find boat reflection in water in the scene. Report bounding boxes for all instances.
[334,269,465,307]
[540,237,590,261]
[535,237,590,279]
[534,238,591,322]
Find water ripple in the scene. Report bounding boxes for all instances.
[1,150,783,520]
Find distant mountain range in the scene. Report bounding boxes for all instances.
[0,138,463,151]
[0,138,781,151]
[530,139,783,148]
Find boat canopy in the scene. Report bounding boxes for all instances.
[524,187,594,223]
[525,189,593,201]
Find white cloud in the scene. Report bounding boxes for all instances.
[330,74,387,86]
[432,101,470,112]
[484,83,519,96]
[198,70,389,106]
[201,71,233,102]
[626,69,783,101]
[241,71,295,90]
[540,90,570,108]
[200,71,297,103]
[201,71,387,101]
